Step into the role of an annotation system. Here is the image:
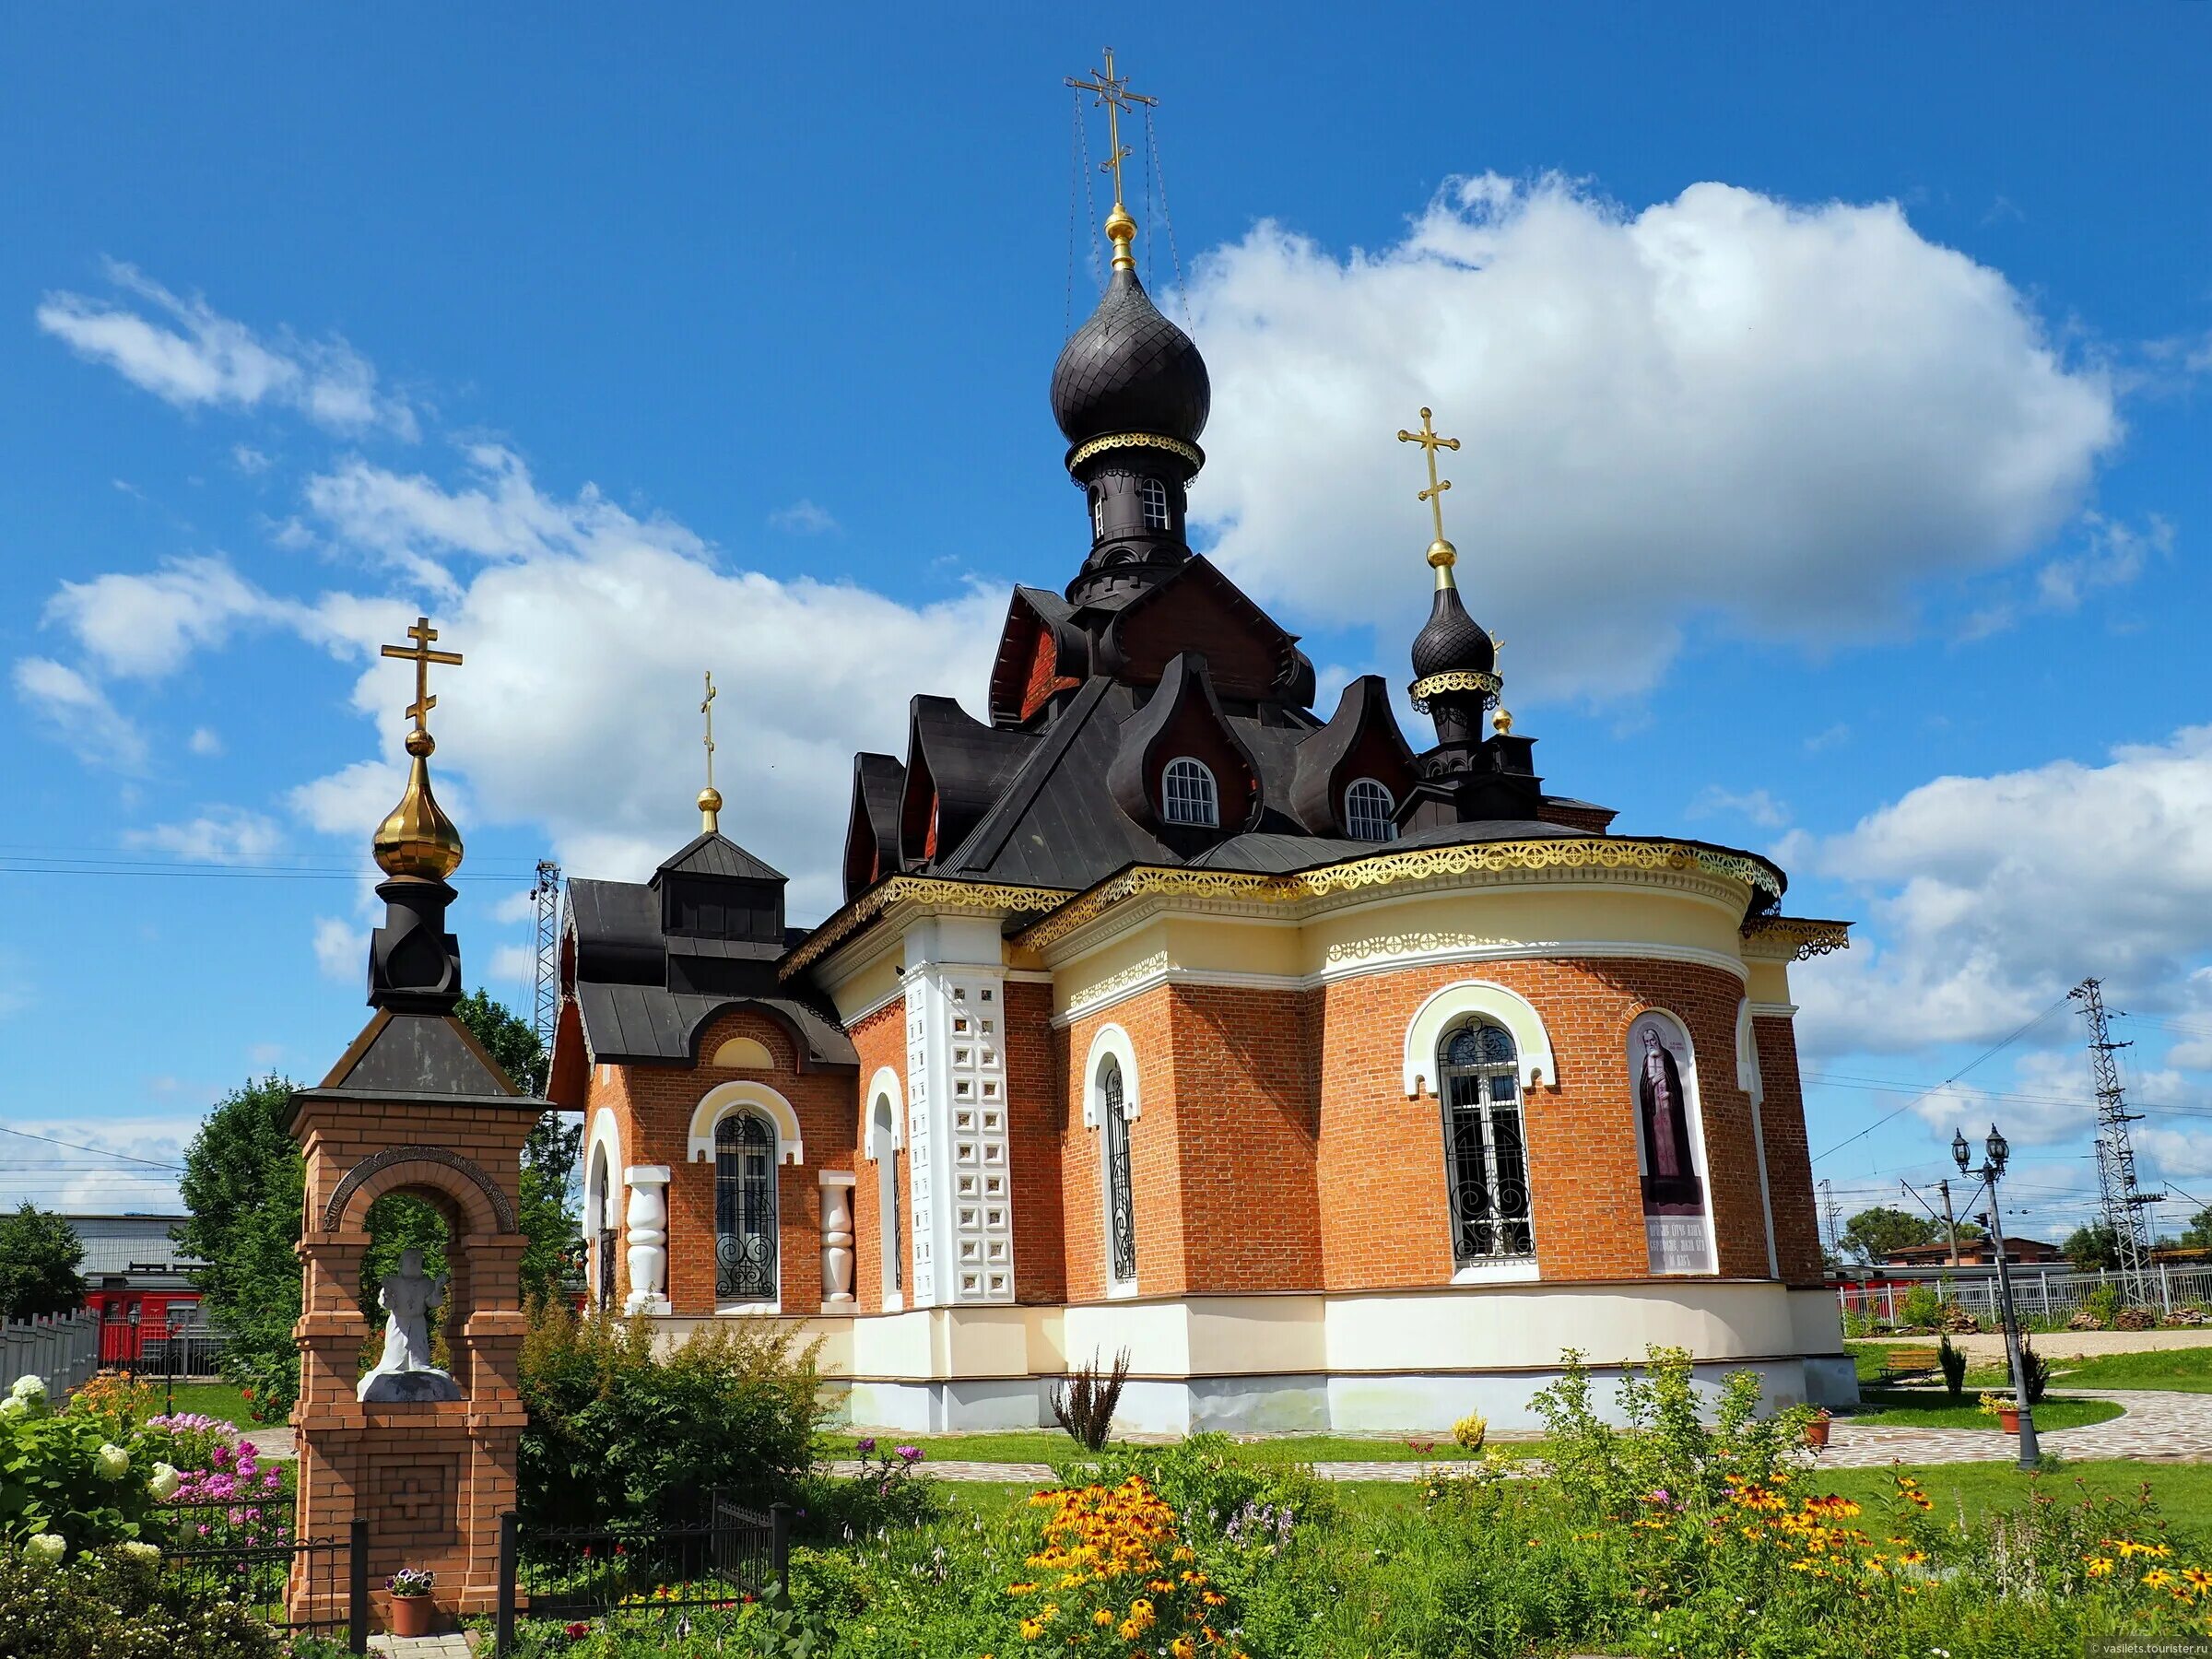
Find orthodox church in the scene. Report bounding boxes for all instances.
[543,75,1854,1431]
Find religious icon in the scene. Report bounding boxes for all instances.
[1630,1014,1712,1274]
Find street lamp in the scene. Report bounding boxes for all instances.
[1955,1121,2038,1470]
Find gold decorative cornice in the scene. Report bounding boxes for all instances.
[1740,915,1853,962]
[1065,431,1206,474]
[1016,837,1787,954]
[780,875,1068,978]
[1409,668,1502,712]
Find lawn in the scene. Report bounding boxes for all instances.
[819,1429,1510,1465]
[152,1381,259,1426]
[1837,1385,2124,1430]
[2054,1345,2212,1394]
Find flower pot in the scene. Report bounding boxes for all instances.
[389,1594,435,1638]
[1997,1407,2021,1434]
[1804,1418,1831,1449]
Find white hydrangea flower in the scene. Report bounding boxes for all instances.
[95,1442,130,1481]
[147,1461,181,1500]
[25,1533,65,1568]
[120,1540,161,1563]
[9,1375,46,1403]
[0,1396,25,1421]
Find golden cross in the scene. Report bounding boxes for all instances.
[1396,406,1462,547]
[700,671,718,794]
[379,616,463,734]
[1066,47,1156,211]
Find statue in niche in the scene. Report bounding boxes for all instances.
[357,1246,463,1403]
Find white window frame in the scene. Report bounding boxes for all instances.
[1137,476,1170,530]
[1161,757,1219,827]
[870,1093,904,1310]
[1088,487,1105,538]
[1082,1024,1143,1299]
[1437,1019,1538,1281]
[1344,776,1396,841]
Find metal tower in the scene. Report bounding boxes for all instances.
[530,859,561,1077]
[2072,977,2160,1303]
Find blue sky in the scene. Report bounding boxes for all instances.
[4,6,2209,1248]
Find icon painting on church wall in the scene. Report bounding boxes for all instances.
[1630,1012,1713,1274]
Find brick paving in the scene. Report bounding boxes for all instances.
[367,1635,473,1657]
[831,1390,2212,1485]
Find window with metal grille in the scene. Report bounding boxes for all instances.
[1344,777,1396,841]
[1101,1056,1136,1283]
[1439,1022,1533,1265]
[1162,757,1218,827]
[714,1112,778,1303]
[1138,477,1170,530]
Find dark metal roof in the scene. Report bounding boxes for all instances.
[656,830,784,883]
[1050,265,1210,448]
[572,982,856,1069]
[1411,581,1496,681]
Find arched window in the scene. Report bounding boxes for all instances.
[1100,1055,1136,1284]
[1344,777,1396,841]
[714,1113,778,1304]
[1138,477,1171,531]
[871,1095,902,1302]
[589,1144,616,1311]
[1162,757,1218,827]
[1088,487,1105,539]
[1439,1022,1533,1265]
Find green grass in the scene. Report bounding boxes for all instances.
[2053,1345,2212,1394]
[1836,1386,2122,1430]
[148,1382,260,1426]
[820,1430,1522,1466]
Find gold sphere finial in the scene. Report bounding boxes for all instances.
[1427,538,1457,569]
[405,728,435,758]
[698,785,724,835]
[1492,708,1514,735]
[1104,202,1137,271]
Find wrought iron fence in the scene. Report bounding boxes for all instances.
[1837,1262,2212,1325]
[152,1505,369,1654]
[494,1496,790,1651]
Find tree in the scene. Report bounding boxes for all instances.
[454,989,579,1307]
[1837,1206,1938,1265]
[2180,1206,2212,1252]
[0,1204,88,1318]
[2065,1220,2123,1272]
[173,1075,305,1413]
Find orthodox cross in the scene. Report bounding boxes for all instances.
[1396,406,1462,548]
[700,671,718,794]
[379,616,463,735]
[1066,47,1155,211]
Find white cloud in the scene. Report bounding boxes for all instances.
[1794,724,2212,1056]
[1805,723,1852,754]
[124,806,286,865]
[768,499,839,535]
[188,725,223,757]
[42,556,300,679]
[232,444,273,475]
[284,449,1001,916]
[13,657,147,771]
[312,916,366,982]
[1188,175,2120,700]
[37,262,415,437]
[488,943,536,983]
[1686,785,1790,829]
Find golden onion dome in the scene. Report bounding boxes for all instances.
[373,727,465,881]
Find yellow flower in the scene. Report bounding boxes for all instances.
[2184,1567,2212,1591]
[1018,1618,1046,1641]
[2087,1558,2115,1578]
[1092,1608,1114,1628]
[2145,1569,2176,1591]
[1171,1640,1197,1659]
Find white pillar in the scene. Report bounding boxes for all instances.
[623,1165,672,1315]
[818,1171,858,1311]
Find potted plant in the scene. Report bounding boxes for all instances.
[1803,1406,1831,1449]
[1979,1392,2020,1433]
[387,1567,436,1637]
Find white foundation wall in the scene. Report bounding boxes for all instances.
[660,1280,1857,1433]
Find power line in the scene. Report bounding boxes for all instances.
[0,1124,185,1170]
[1811,995,2072,1164]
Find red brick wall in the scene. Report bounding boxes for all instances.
[594,1009,858,1316]
[1313,958,1778,1290]
[1061,986,1188,1300]
[1754,1013,1826,1285]
[847,998,906,1312]
[1004,979,1070,1305]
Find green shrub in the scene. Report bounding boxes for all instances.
[0,1375,169,1552]
[1900,1284,1945,1328]
[2021,1335,2052,1406]
[2083,1284,2122,1328]
[0,1539,283,1659]
[517,1300,825,1531]
[1938,1334,1969,1401]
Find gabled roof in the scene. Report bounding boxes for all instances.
[655,830,784,883]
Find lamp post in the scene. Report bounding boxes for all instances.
[1954,1123,2039,1470]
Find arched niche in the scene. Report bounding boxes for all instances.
[861,1065,903,1159]
[1081,1023,1143,1127]
[687,1079,805,1165]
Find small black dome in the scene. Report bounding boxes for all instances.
[1051,266,1210,448]
[1411,583,1496,681]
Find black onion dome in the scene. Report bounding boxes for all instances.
[1411,582,1496,681]
[1051,266,1210,448]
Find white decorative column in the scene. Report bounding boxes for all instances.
[818,1170,858,1310]
[901,916,1016,1308]
[622,1165,672,1315]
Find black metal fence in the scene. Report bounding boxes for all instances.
[153,1506,369,1654]
[493,1496,791,1652]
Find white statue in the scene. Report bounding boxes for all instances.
[357,1246,462,1403]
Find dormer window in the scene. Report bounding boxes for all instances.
[1138,477,1170,531]
[1162,757,1218,827]
[1345,778,1396,842]
[1088,487,1105,539]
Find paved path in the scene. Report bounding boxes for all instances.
[1862,1330,2212,1363]
[832,1391,2212,1484]
[367,1635,473,1657]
